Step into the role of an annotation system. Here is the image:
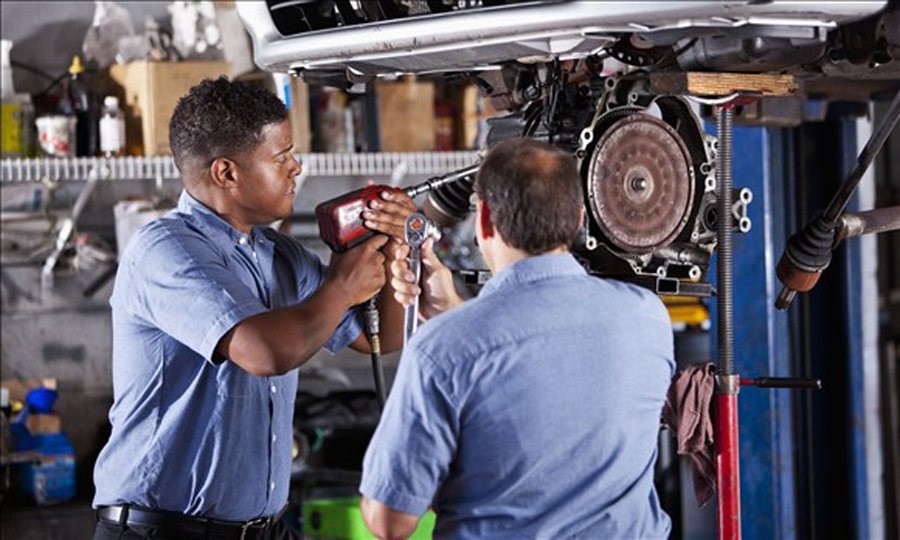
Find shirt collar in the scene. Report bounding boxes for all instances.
[479,252,587,298]
[176,189,273,247]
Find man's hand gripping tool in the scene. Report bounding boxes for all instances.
[403,213,441,347]
[313,166,474,408]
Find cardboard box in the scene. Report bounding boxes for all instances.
[109,61,231,156]
[1,378,57,405]
[26,413,61,435]
[454,82,495,150]
[288,77,311,153]
[376,76,435,151]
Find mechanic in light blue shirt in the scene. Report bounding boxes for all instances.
[361,138,675,539]
[92,78,416,539]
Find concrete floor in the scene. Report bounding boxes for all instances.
[1,500,96,540]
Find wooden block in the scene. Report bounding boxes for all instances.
[109,61,231,155]
[376,76,435,151]
[650,72,797,97]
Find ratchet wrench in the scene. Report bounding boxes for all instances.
[403,212,439,346]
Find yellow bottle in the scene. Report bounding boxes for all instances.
[1,39,34,158]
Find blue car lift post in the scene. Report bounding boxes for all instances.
[711,89,900,540]
[711,110,803,540]
[708,102,800,540]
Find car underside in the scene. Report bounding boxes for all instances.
[238,0,900,293]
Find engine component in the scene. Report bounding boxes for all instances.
[776,88,900,309]
[609,34,673,67]
[676,32,828,72]
[423,174,476,228]
[585,113,695,254]
[570,76,723,292]
[479,70,752,296]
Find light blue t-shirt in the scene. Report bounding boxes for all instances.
[361,253,674,539]
[93,190,362,521]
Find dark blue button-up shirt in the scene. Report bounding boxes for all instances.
[361,253,674,538]
[94,190,361,521]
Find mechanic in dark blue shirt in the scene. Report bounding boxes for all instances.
[92,78,415,539]
[361,138,675,538]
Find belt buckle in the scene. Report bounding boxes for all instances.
[240,516,269,540]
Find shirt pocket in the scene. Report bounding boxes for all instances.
[215,362,256,398]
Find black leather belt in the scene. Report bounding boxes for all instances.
[97,505,272,539]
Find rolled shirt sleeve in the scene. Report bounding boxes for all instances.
[323,307,362,354]
[360,346,459,516]
[119,224,363,363]
[121,228,268,363]
[272,233,363,353]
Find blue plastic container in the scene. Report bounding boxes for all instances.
[17,432,76,505]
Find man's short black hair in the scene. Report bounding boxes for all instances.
[475,138,583,254]
[169,77,288,172]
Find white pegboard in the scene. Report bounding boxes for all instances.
[0,152,481,183]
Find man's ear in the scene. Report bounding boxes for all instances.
[209,157,239,190]
[478,199,494,239]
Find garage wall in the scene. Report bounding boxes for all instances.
[0,173,408,495]
[0,1,171,95]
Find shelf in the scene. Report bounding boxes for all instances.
[0,152,481,183]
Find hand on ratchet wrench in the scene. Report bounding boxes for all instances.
[390,215,464,322]
[403,214,438,344]
[389,238,460,313]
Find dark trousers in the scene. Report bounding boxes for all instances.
[93,515,303,540]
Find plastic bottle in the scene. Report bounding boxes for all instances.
[99,96,125,157]
[1,387,10,419]
[44,57,79,158]
[65,56,100,156]
[1,39,13,100]
[1,39,35,158]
